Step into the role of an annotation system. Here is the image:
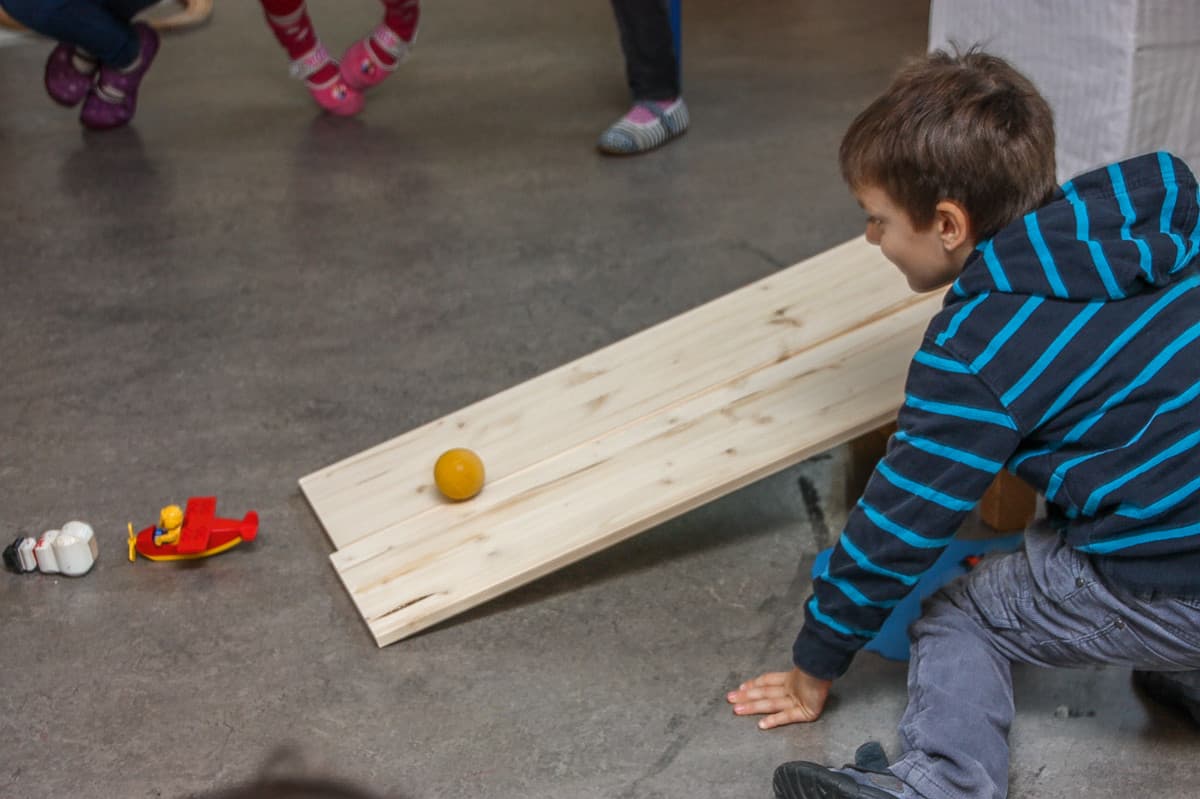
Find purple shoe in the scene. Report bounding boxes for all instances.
[80,23,160,131]
[45,43,98,107]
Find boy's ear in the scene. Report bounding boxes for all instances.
[934,200,972,251]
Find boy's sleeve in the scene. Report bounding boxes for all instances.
[791,338,1023,680]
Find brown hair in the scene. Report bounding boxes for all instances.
[839,47,1057,241]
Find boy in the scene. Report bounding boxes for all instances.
[725,49,1200,799]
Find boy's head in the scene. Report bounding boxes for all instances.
[840,48,1057,291]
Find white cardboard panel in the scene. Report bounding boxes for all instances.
[929,0,1200,181]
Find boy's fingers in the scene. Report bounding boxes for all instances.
[731,697,792,716]
[727,684,787,703]
[757,707,820,729]
[744,685,788,701]
[746,672,790,688]
[731,671,790,695]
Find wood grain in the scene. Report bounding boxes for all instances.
[299,238,944,646]
[302,239,928,549]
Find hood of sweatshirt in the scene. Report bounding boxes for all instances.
[951,151,1200,302]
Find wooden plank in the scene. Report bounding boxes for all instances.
[341,309,932,645]
[300,238,927,550]
[328,295,941,646]
[300,238,947,646]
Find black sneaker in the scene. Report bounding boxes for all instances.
[1134,670,1200,726]
[773,762,918,799]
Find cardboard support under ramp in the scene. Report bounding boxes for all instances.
[300,238,944,647]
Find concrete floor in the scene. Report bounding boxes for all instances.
[1,2,1196,797]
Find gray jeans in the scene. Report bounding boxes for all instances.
[889,524,1200,799]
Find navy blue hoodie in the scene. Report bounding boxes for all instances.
[795,151,1200,681]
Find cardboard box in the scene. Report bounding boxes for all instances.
[847,423,1038,533]
[929,0,1200,181]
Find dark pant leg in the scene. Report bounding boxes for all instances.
[609,0,678,101]
[4,0,149,66]
[102,0,162,21]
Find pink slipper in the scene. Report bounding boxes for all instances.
[340,25,414,91]
[291,44,363,116]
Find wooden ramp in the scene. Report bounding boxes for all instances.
[299,238,944,647]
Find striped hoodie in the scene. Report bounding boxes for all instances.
[794,151,1200,680]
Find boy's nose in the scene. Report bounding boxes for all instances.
[865,226,881,246]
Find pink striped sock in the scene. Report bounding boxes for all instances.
[625,99,679,125]
[370,0,419,66]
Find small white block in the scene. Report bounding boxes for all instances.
[17,538,38,572]
[55,521,98,577]
[34,530,61,573]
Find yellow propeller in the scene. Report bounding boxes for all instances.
[127,522,137,562]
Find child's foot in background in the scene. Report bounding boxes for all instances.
[79,23,159,130]
[597,98,689,155]
[340,24,415,92]
[44,43,97,107]
[292,44,363,117]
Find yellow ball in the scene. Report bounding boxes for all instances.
[434,448,486,501]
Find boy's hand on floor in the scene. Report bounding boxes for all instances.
[726,667,831,729]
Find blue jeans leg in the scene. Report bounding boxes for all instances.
[889,525,1200,799]
[4,0,157,66]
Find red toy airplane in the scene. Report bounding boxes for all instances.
[128,496,258,562]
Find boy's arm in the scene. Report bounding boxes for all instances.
[731,338,1023,723]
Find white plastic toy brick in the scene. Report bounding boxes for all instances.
[4,521,98,577]
[17,538,37,572]
[34,530,61,574]
[54,521,97,577]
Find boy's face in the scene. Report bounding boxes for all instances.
[854,185,973,293]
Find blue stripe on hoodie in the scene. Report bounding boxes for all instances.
[1024,213,1069,296]
[1063,180,1124,299]
[1108,162,1155,280]
[794,152,1200,681]
[1159,152,1188,270]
